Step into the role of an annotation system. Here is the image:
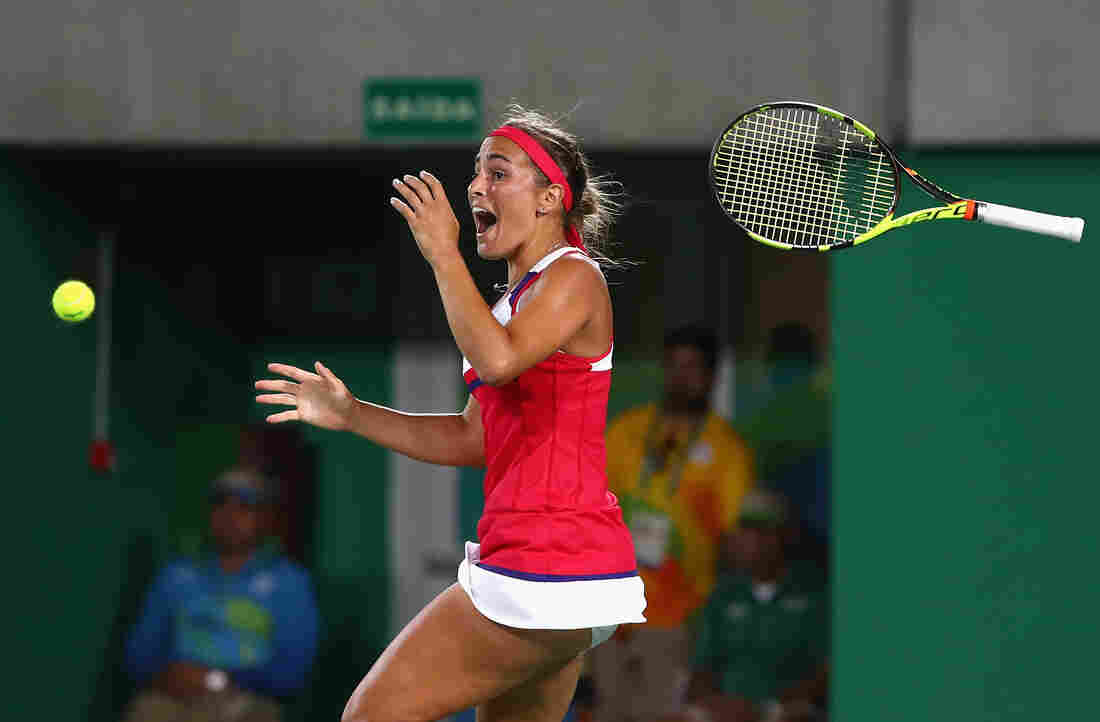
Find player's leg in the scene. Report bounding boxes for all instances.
[341,583,591,722]
[477,654,583,722]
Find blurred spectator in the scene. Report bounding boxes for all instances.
[123,468,319,722]
[682,490,828,722]
[740,322,830,565]
[588,325,755,722]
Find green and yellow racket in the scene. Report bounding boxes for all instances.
[709,101,1084,251]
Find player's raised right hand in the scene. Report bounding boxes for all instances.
[255,361,354,431]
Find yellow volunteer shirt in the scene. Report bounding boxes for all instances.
[606,403,755,627]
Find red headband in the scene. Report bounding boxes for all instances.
[488,125,585,251]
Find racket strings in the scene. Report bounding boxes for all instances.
[715,110,831,243]
[721,113,885,243]
[713,107,896,247]
[728,111,889,241]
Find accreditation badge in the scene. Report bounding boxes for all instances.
[629,510,673,568]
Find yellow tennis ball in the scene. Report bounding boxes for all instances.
[52,280,95,323]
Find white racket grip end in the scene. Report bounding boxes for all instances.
[976,202,1084,243]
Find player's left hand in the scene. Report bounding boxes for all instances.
[390,171,461,267]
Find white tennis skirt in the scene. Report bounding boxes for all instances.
[457,541,647,630]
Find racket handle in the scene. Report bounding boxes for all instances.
[976,202,1084,243]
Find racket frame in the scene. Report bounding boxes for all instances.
[709,101,977,252]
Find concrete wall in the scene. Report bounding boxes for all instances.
[0,0,893,145]
[909,0,1100,143]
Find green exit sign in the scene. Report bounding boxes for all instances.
[364,77,482,140]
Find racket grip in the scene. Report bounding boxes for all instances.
[976,202,1084,243]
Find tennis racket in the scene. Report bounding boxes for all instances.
[709,101,1084,251]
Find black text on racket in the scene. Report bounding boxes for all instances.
[709,101,1084,251]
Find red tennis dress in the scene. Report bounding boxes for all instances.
[457,247,647,629]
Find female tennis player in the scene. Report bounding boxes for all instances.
[255,106,645,722]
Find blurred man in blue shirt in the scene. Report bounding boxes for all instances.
[124,468,319,722]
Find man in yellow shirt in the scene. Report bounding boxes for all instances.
[588,325,755,722]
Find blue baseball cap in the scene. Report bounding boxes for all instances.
[210,469,279,506]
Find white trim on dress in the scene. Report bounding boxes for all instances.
[457,542,647,630]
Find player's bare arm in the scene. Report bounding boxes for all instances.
[390,169,519,383]
[501,255,609,360]
[436,253,602,385]
[255,362,485,467]
[391,170,603,386]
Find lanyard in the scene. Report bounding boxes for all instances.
[637,409,707,496]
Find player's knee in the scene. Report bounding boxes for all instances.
[340,700,376,722]
[340,687,373,722]
[342,691,426,722]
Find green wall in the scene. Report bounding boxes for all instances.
[4,156,252,721]
[6,157,119,721]
[832,150,1098,721]
[5,143,398,721]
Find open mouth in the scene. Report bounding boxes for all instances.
[473,209,498,235]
